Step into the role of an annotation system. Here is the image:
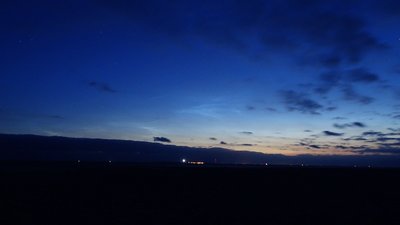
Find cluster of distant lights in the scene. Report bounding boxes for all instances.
[74,159,373,168]
[181,159,205,165]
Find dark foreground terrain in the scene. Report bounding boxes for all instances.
[1,162,400,225]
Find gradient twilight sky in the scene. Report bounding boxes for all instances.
[1,0,400,156]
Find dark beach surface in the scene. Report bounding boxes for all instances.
[0,162,399,225]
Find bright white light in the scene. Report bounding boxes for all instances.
[265,163,268,166]
[182,159,186,163]
[109,160,112,163]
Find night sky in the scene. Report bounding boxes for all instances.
[1,0,400,158]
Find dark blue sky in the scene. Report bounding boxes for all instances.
[1,0,400,157]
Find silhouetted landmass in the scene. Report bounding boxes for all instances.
[0,162,400,225]
[1,134,400,224]
[1,134,400,167]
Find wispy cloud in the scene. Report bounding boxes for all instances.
[177,103,237,118]
[334,122,366,129]
[346,68,380,83]
[265,107,277,112]
[281,90,323,115]
[314,68,379,104]
[333,117,347,120]
[102,1,388,68]
[88,81,117,93]
[341,85,374,104]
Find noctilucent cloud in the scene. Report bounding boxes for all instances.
[1,0,400,156]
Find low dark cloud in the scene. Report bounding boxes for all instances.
[88,81,117,93]
[353,131,400,149]
[153,137,171,143]
[323,131,344,136]
[304,130,312,133]
[353,122,366,127]
[240,144,253,146]
[385,132,400,136]
[209,137,217,141]
[365,131,400,138]
[299,137,316,145]
[281,90,323,115]
[357,148,400,155]
[220,141,227,145]
[298,141,334,150]
[378,143,400,149]
[376,137,400,142]
[343,136,368,141]
[388,128,400,132]
[362,131,383,136]
[334,122,366,129]
[240,131,253,135]
[309,145,321,149]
